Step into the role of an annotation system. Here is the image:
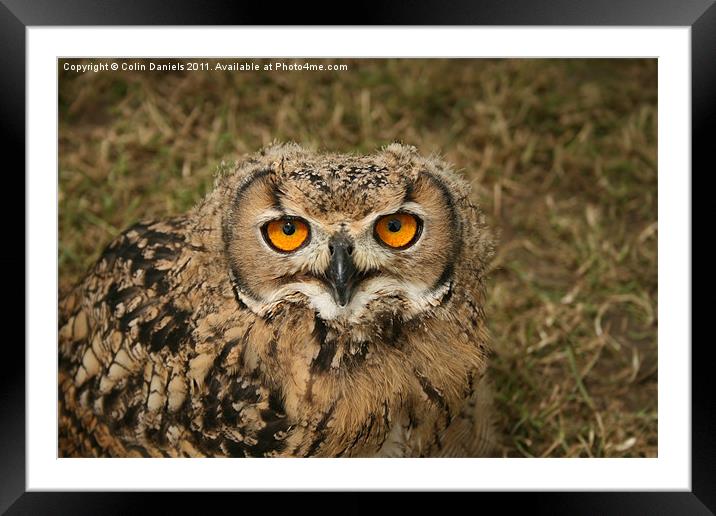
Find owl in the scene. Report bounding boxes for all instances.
[58,142,496,458]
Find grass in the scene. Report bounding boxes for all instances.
[58,58,658,457]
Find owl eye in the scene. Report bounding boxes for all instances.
[262,217,310,253]
[374,212,422,250]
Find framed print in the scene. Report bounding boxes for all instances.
[4,0,710,512]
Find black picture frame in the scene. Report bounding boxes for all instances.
[3,0,709,513]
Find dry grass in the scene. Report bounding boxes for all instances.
[59,58,657,457]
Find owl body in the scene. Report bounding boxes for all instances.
[59,143,495,458]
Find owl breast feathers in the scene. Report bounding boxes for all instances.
[59,143,496,457]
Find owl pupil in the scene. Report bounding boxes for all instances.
[282,222,296,235]
[387,219,402,232]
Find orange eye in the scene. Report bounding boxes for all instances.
[374,212,422,249]
[263,218,310,253]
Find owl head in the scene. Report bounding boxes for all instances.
[217,143,492,342]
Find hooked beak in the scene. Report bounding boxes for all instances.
[326,233,358,307]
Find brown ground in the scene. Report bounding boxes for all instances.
[59,58,657,457]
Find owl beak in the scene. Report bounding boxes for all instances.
[326,234,358,307]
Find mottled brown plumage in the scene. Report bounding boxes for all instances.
[58,143,496,457]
